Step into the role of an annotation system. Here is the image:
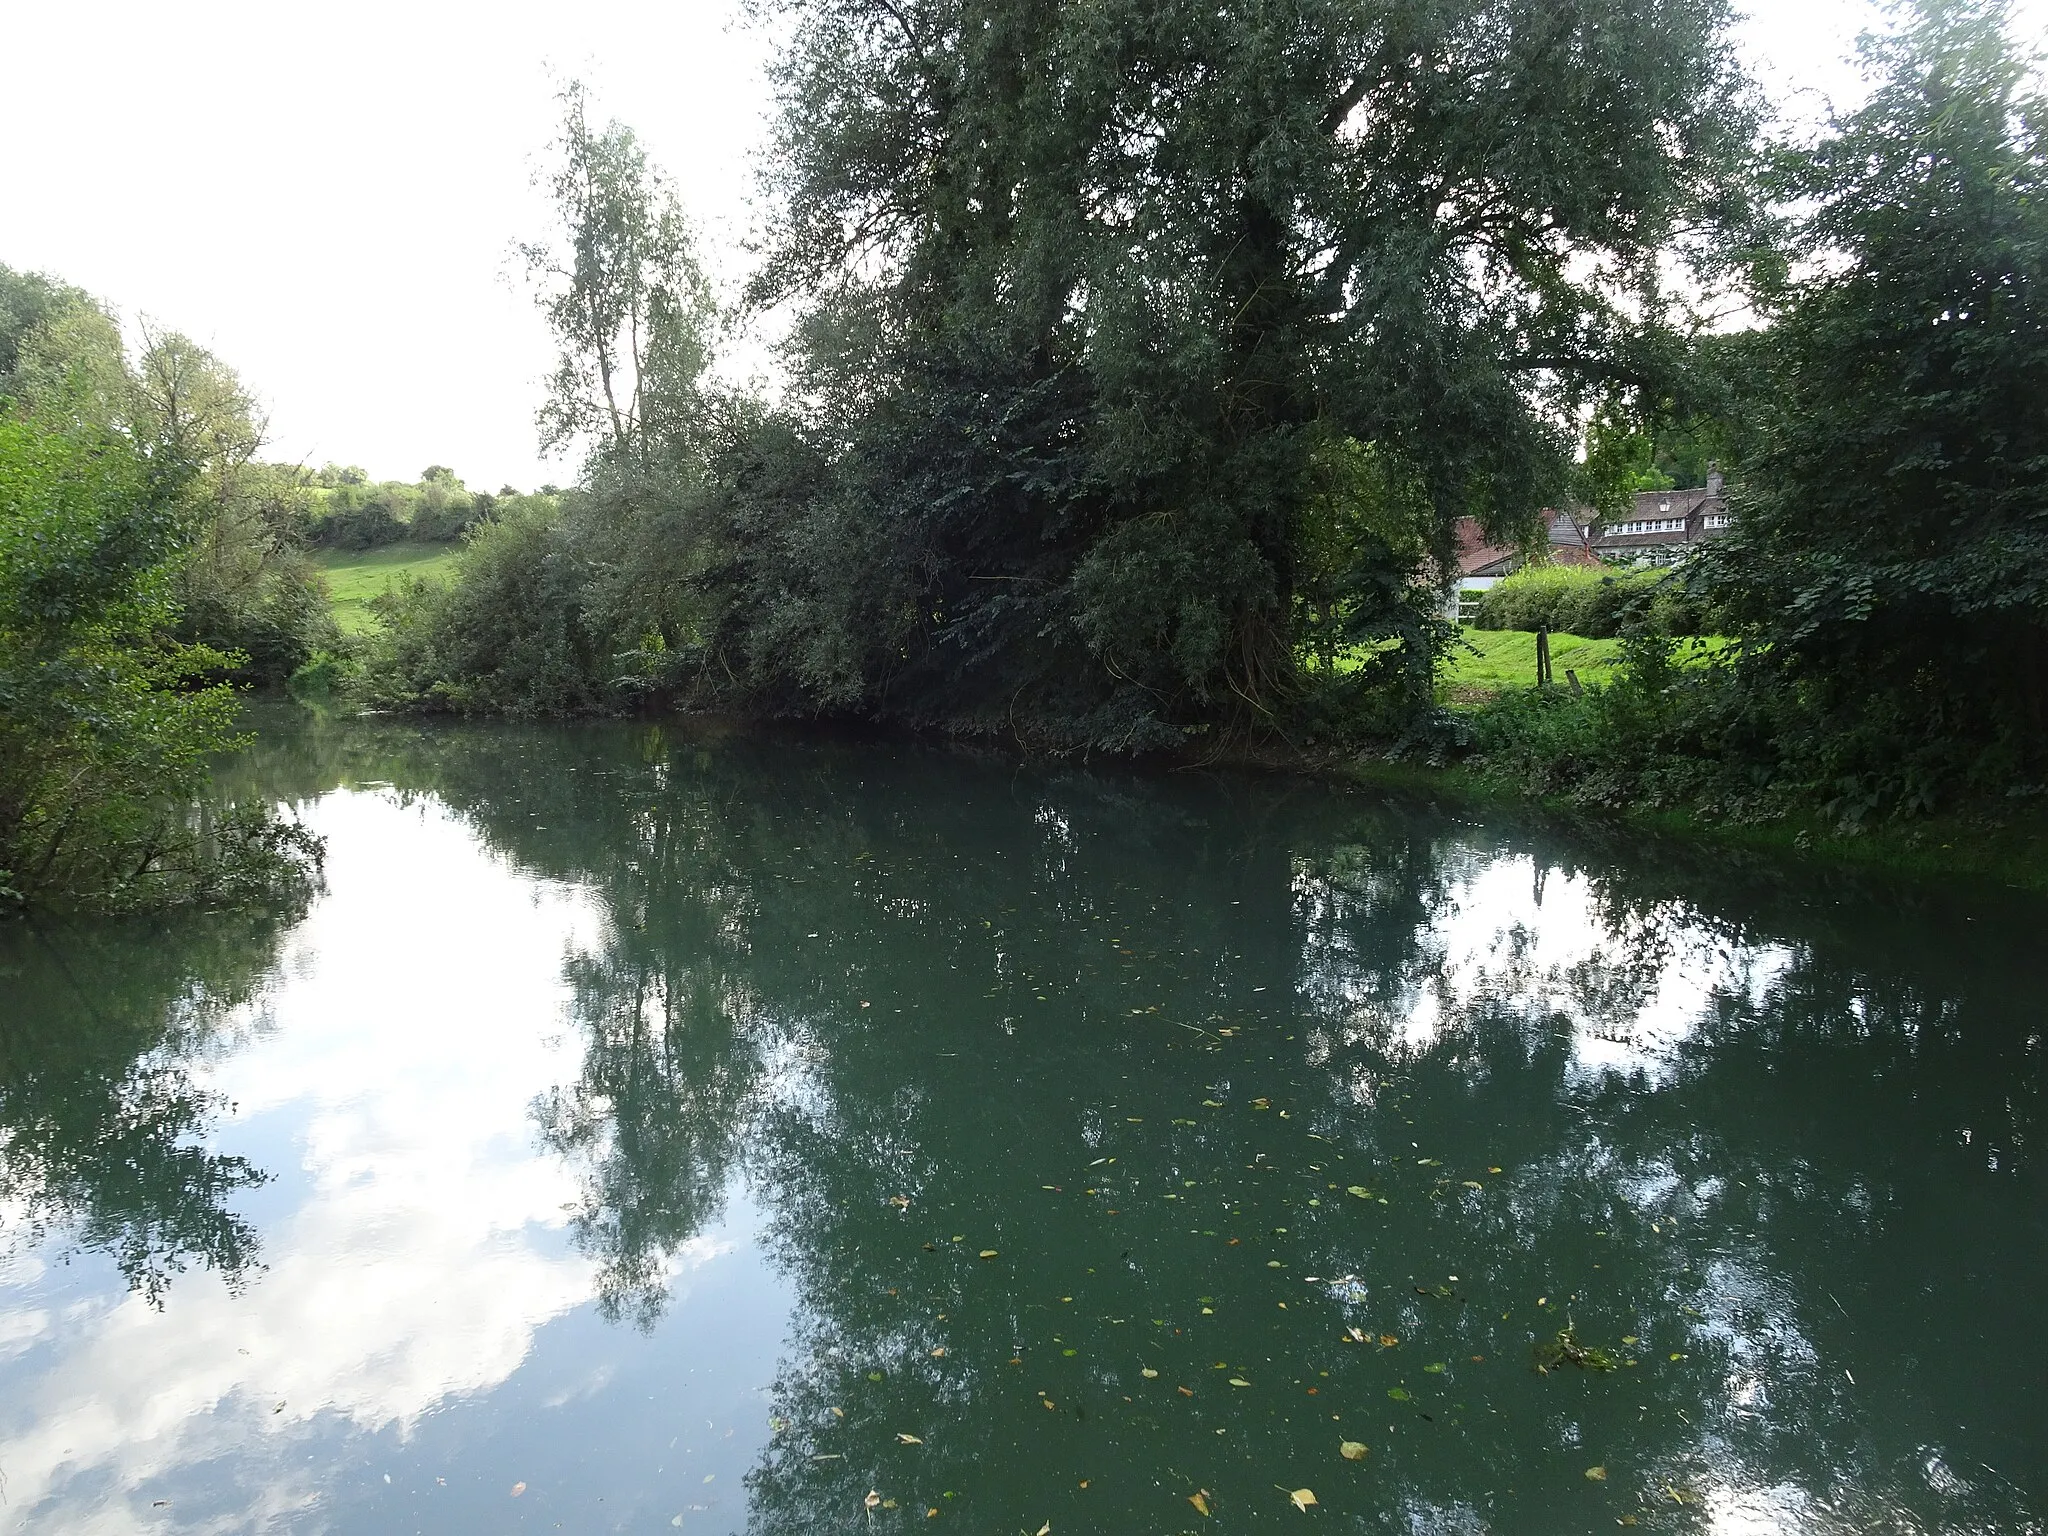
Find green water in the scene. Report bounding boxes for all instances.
[1,713,2042,1534]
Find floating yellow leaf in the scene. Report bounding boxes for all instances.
[1585,1466,1607,1481]
[978,1250,999,1260]
[865,1490,881,1510]
[1189,1491,1212,1516]
[510,1482,526,1497]
[1229,1378,1251,1387]
[896,1433,923,1444]
[1346,1186,1371,1199]
[1141,1367,1159,1378]
[1290,1488,1319,1511]
[1462,1181,1485,1191]
[1378,1334,1398,1348]
[1340,1441,1369,1461]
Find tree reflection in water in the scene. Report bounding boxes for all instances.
[218,710,2048,1531]
[0,907,301,1305]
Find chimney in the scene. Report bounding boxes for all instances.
[1706,461,1724,498]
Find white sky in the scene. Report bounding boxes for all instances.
[1,0,2041,490]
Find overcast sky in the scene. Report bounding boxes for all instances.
[2,0,2039,490]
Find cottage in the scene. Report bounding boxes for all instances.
[1550,466,1733,568]
[1446,468,1733,618]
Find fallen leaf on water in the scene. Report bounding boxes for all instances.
[865,1490,882,1510]
[1462,1181,1485,1191]
[511,1483,527,1497]
[1488,1166,1503,1174]
[1229,1378,1251,1388]
[1387,1387,1411,1401]
[1290,1488,1319,1511]
[1424,1362,1446,1374]
[889,1196,910,1208]
[930,1347,947,1357]
[897,1433,923,1444]
[979,1250,999,1260]
[1585,1466,1607,1481]
[1378,1334,1399,1348]
[1189,1491,1212,1516]
[1203,1100,1226,1107]
[1141,1368,1159,1378]
[1042,1399,1057,1411]
[1037,1523,1052,1535]
[927,1509,939,1519]
[831,1406,845,1417]
[1346,1186,1371,1199]
[1340,1441,1369,1461]
[1178,1386,1194,1396]
[869,1372,885,1382]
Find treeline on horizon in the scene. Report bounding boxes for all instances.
[3,0,2045,912]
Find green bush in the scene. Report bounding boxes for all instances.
[1474,564,1716,638]
[0,410,323,912]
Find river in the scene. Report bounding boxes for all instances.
[0,711,2041,1533]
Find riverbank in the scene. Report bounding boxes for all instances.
[1343,753,2048,894]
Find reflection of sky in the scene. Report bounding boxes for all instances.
[1300,849,1795,1087]
[0,791,791,1533]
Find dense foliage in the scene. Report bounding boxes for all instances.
[0,407,322,910]
[0,266,339,685]
[711,0,1754,748]
[0,270,327,911]
[1682,0,2048,817]
[1470,1,2048,825]
[369,4,1759,749]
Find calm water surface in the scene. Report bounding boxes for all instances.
[0,714,2042,1534]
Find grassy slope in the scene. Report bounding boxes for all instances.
[313,545,460,634]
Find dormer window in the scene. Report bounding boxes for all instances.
[1659,495,1672,514]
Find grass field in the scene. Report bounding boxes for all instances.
[1336,628,1628,701]
[314,544,460,634]
[1441,629,1625,699]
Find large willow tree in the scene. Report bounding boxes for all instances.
[714,0,1757,747]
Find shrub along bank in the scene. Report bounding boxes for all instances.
[1473,565,1722,639]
